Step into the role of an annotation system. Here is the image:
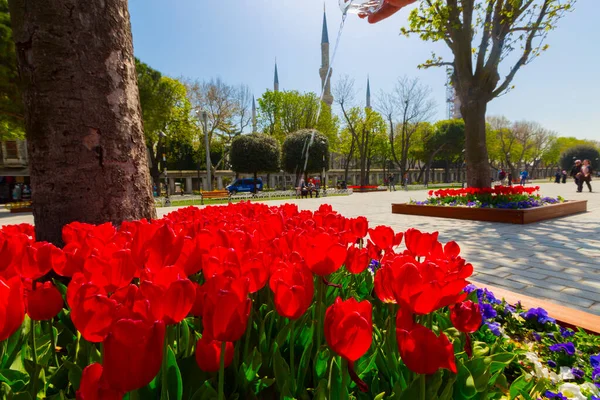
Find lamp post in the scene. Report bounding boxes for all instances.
[201,110,212,191]
[158,131,170,206]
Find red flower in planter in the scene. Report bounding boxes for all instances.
[144,223,185,273]
[200,274,251,342]
[350,216,369,239]
[0,276,25,341]
[368,226,398,250]
[195,336,234,372]
[110,284,152,322]
[450,300,482,333]
[140,266,196,325]
[26,281,64,321]
[70,282,117,343]
[396,311,457,375]
[102,318,165,394]
[83,249,136,293]
[345,245,370,274]
[324,297,373,362]
[302,232,347,276]
[76,363,123,400]
[404,228,439,258]
[16,242,65,280]
[269,261,314,320]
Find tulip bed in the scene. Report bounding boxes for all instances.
[0,202,599,400]
[411,186,564,209]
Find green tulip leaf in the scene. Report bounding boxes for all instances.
[313,379,328,400]
[398,377,422,400]
[242,348,262,382]
[438,374,457,400]
[296,340,313,390]
[0,369,30,393]
[425,370,444,398]
[455,364,477,399]
[165,347,183,400]
[509,375,533,400]
[273,347,292,395]
[63,361,82,391]
[328,358,343,400]
[2,328,24,370]
[373,392,386,400]
[190,381,218,400]
[314,348,330,381]
[179,319,191,358]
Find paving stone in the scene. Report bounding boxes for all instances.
[524,286,594,309]
[561,288,600,303]
[546,277,600,292]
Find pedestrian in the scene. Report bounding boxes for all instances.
[507,172,513,186]
[519,169,528,185]
[577,159,593,193]
[403,172,409,191]
[561,170,567,184]
[554,169,561,184]
[388,174,395,191]
[499,169,507,185]
[570,160,582,191]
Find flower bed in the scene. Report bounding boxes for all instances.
[0,202,598,399]
[412,186,563,209]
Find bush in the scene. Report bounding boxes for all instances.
[282,129,329,177]
[560,145,600,171]
[230,134,280,192]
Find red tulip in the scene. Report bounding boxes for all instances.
[269,262,314,320]
[404,229,439,258]
[324,297,372,362]
[195,336,234,372]
[83,249,136,293]
[26,281,64,321]
[344,245,370,274]
[17,242,64,280]
[0,276,25,341]
[368,226,396,250]
[140,266,196,325]
[350,217,368,239]
[70,282,117,343]
[102,318,165,393]
[450,301,482,333]
[200,274,251,342]
[396,323,457,375]
[76,363,123,400]
[303,233,347,276]
[373,265,396,303]
[110,284,152,322]
[144,224,184,272]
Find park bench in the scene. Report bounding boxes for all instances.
[200,190,231,205]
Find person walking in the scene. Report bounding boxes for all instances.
[507,172,513,186]
[554,169,561,183]
[403,172,409,191]
[577,159,593,193]
[388,174,395,191]
[499,169,507,185]
[570,160,582,191]
[519,169,528,185]
[561,170,567,184]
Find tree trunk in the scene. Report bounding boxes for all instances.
[462,101,490,188]
[8,0,156,245]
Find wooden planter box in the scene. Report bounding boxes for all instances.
[9,207,33,213]
[391,200,587,224]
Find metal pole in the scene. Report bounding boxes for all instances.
[202,111,212,191]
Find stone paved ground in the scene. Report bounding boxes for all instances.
[2,182,599,315]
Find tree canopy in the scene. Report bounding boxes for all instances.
[281,129,329,178]
[560,145,600,172]
[230,133,280,176]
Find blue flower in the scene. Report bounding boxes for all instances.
[485,321,501,336]
[549,342,575,356]
[592,367,600,381]
[560,327,575,338]
[544,391,567,400]
[476,288,501,304]
[368,259,380,273]
[592,396,600,400]
[504,304,516,314]
[533,332,542,342]
[480,303,497,320]
[520,307,556,325]
[591,354,600,368]
[572,367,584,379]
[547,359,557,368]
[464,284,477,294]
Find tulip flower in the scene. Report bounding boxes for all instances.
[0,276,25,341]
[302,232,347,276]
[76,363,123,400]
[102,318,165,393]
[404,228,439,258]
[269,262,314,320]
[83,249,136,293]
[26,281,64,321]
[396,323,457,375]
[368,226,396,250]
[195,336,234,372]
[140,266,196,325]
[200,274,251,342]
[70,282,117,343]
[344,246,370,274]
[324,297,373,362]
[350,216,368,239]
[450,301,482,333]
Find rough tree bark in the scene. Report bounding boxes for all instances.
[8,0,156,245]
[461,100,490,188]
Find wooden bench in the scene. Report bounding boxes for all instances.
[199,190,231,205]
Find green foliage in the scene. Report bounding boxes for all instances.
[230,133,280,175]
[560,145,600,171]
[281,129,329,175]
[257,90,338,146]
[0,0,25,140]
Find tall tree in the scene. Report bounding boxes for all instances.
[282,129,330,184]
[402,0,574,187]
[230,133,280,193]
[377,76,436,180]
[0,0,23,139]
[8,0,155,244]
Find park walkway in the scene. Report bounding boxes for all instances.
[2,182,599,315]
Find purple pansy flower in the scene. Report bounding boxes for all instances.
[547,360,557,368]
[520,307,556,324]
[571,368,584,379]
[544,391,567,400]
[549,342,575,356]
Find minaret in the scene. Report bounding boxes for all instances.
[252,95,257,132]
[319,4,334,106]
[366,76,371,109]
[274,60,279,92]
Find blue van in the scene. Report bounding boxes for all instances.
[226,178,263,194]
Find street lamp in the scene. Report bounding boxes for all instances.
[201,110,212,191]
[158,131,170,206]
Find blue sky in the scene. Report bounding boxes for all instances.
[129,0,599,141]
